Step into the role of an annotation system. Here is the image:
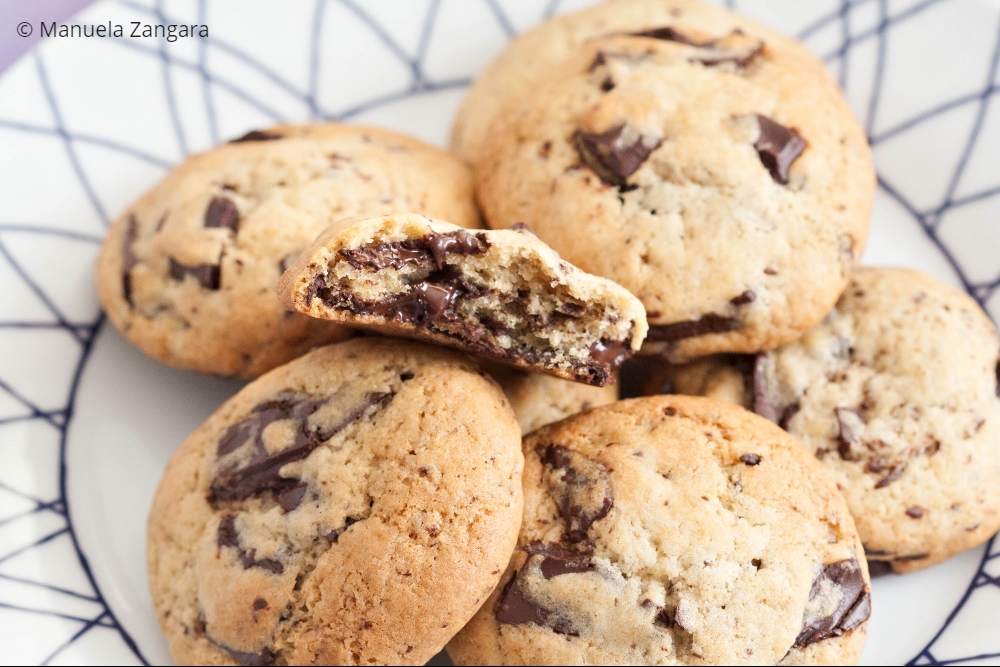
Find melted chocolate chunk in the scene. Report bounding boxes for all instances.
[338,230,490,272]
[495,570,576,635]
[730,289,755,306]
[632,26,700,44]
[204,196,240,232]
[277,482,308,513]
[524,542,595,579]
[754,115,806,185]
[216,515,285,575]
[211,391,391,502]
[169,258,221,290]
[793,559,871,648]
[572,124,661,188]
[835,408,863,461]
[122,214,139,305]
[588,339,631,372]
[866,560,894,578]
[539,445,614,542]
[752,354,780,424]
[646,314,740,342]
[230,129,281,143]
[739,453,761,466]
[372,282,459,324]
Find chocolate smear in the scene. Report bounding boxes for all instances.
[835,408,863,461]
[793,559,870,648]
[572,124,661,188]
[539,445,614,542]
[230,129,281,143]
[122,214,139,305]
[216,515,284,575]
[524,542,595,579]
[754,115,805,185]
[204,196,240,232]
[211,391,391,502]
[752,354,780,423]
[646,314,740,342]
[588,339,631,371]
[495,569,577,635]
[169,258,221,290]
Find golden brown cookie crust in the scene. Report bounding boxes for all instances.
[147,338,523,665]
[449,395,870,665]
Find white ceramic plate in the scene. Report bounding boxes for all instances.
[1,0,999,664]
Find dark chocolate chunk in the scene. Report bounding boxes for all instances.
[222,645,275,667]
[204,196,240,232]
[631,26,700,44]
[906,506,924,519]
[752,354,780,424]
[339,244,427,271]
[995,360,1000,397]
[277,482,308,513]
[211,391,391,502]
[895,553,929,562]
[793,559,871,648]
[866,560,894,578]
[645,314,740,342]
[253,598,268,610]
[539,445,614,542]
[779,403,800,430]
[122,214,139,305]
[372,282,458,324]
[495,570,576,635]
[874,464,905,489]
[654,607,675,627]
[217,514,240,548]
[230,129,281,143]
[524,542,595,579]
[739,453,761,466]
[835,408,863,461]
[216,515,285,575]
[422,230,489,270]
[572,124,661,188]
[754,115,806,185]
[169,258,221,290]
[588,339,631,372]
[730,289,755,306]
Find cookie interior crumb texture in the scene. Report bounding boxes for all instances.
[96,123,480,379]
[447,395,871,665]
[278,214,648,387]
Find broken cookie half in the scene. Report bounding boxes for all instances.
[278,214,647,387]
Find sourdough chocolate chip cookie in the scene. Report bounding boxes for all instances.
[97,123,479,378]
[650,268,1000,573]
[475,17,873,362]
[147,338,524,665]
[278,214,647,387]
[448,395,871,665]
[487,365,618,434]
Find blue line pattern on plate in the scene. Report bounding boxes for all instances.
[0,0,997,664]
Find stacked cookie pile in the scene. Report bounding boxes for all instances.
[94,1,1000,665]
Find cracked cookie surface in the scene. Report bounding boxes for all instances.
[447,395,870,665]
[277,214,647,387]
[147,338,523,665]
[474,10,872,362]
[652,268,1000,573]
[97,123,479,378]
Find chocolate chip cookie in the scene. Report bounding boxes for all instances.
[277,214,648,387]
[475,19,873,362]
[97,123,479,378]
[147,338,524,665]
[447,395,871,665]
[647,268,1000,573]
